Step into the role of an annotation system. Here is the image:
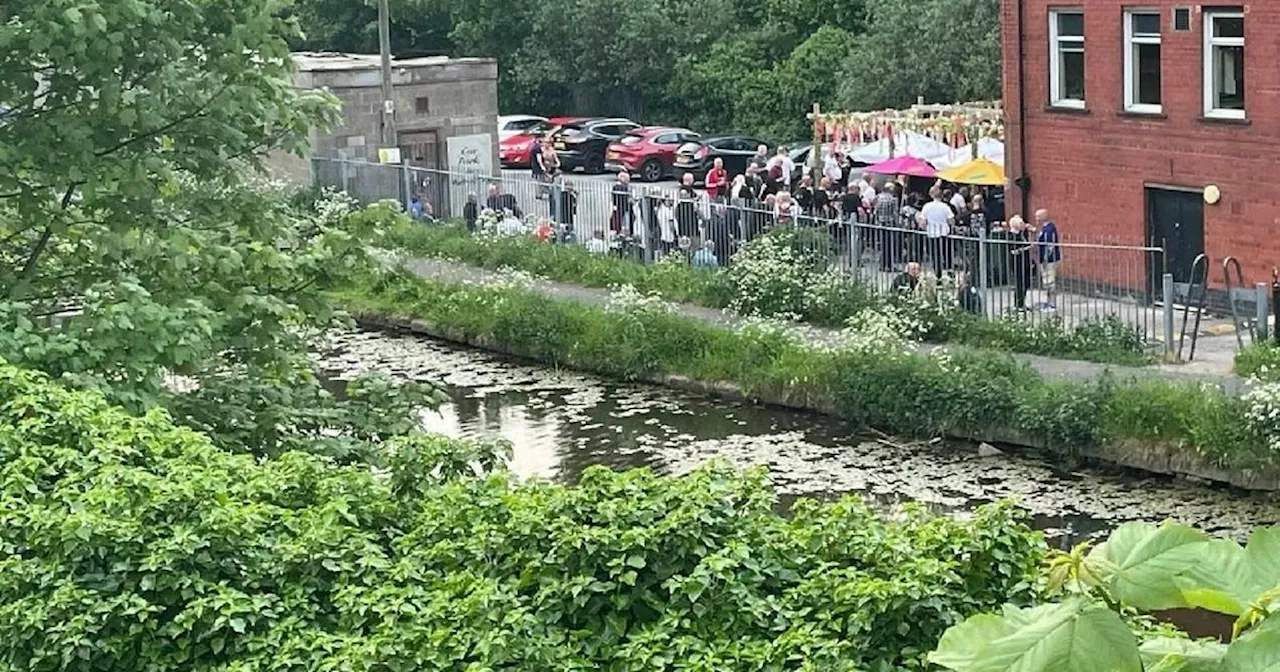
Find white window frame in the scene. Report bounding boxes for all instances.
[1123,9,1162,114]
[1048,8,1086,108]
[1203,10,1245,119]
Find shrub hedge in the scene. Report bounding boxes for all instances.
[0,361,1045,670]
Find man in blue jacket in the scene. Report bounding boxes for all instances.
[1035,208,1062,311]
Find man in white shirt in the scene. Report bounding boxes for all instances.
[823,150,843,186]
[918,187,955,277]
[950,188,967,213]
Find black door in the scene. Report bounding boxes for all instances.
[1147,187,1205,292]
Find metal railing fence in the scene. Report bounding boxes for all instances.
[311,157,1173,340]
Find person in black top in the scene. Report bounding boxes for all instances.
[891,261,922,294]
[558,182,578,229]
[1008,216,1035,311]
[611,172,633,236]
[813,177,832,221]
[794,174,814,213]
[957,270,983,314]
[463,193,478,232]
[676,173,700,239]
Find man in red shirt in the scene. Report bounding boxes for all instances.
[704,157,728,201]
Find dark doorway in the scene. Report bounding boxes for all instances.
[1147,187,1205,294]
[400,130,443,215]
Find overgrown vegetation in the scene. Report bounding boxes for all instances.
[335,269,1269,470]
[388,222,1152,365]
[0,360,1045,670]
[931,521,1280,671]
[1236,342,1280,380]
[290,0,1000,141]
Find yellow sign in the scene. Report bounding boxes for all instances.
[378,147,402,164]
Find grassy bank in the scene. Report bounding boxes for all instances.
[387,223,1152,366]
[334,267,1271,479]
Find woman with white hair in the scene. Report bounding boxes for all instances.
[1007,215,1035,312]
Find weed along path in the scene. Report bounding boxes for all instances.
[398,256,1243,391]
[318,330,1280,546]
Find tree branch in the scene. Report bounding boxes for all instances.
[93,81,233,159]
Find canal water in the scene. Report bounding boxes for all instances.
[319,329,1280,546]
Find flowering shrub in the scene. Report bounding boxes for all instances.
[1243,379,1280,455]
[606,283,674,315]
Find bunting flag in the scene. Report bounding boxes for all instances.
[807,101,1005,150]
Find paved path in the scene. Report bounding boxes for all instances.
[397,257,1246,393]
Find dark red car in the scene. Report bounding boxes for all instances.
[604,127,701,182]
[499,116,585,168]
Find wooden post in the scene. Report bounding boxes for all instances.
[807,103,823,171]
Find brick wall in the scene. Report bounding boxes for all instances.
[1003,0,1280,290]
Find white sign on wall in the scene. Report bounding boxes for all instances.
[445,133,494,218]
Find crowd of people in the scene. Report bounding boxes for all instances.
[448,141,1064,313]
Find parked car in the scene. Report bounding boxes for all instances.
[672,135,769,183]
[604,127,700,182]
[498,114,548,141]
[499,117,585,168]
[549,118,641,174]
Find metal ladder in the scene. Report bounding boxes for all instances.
[1222,257,1257,351]
[1177,253,1210,362]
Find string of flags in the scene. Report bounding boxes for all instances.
[806,101,1005,149]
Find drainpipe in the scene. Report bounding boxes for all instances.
[1015,0,1031,221]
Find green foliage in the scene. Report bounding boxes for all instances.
[931,522,1280,672]
[336,271,1269,470]
[0,4,442,457]
[842,0,1002,111]
[293,0,994,139]
[0,359,1045,670]
[1235,343,1280,381]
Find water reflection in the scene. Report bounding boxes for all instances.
[319,329,1280,544]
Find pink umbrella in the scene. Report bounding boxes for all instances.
[866,155,937,178]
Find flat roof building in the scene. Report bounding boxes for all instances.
[270,51,499,194]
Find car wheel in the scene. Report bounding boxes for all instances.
[640,159,663,182]
[585,152,605,174]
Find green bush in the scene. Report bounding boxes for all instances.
[1235,342,1280,380]
[0,360,1045,670]
[335,271,1267,471]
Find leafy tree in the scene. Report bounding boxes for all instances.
[841,0,1001,110]
[0,0,433,457]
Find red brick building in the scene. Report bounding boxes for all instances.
[1002,1,1280,292]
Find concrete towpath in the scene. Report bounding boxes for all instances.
[397,256,1247,395]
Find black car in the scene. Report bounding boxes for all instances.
[672,135,770,182]
[549,118,641,174]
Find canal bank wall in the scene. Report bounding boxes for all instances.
[347,307,1280,493]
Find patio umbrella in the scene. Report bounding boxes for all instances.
[937,158,1006,186]
[866,155,937,178]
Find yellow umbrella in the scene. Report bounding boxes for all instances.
[937,158,1005,186]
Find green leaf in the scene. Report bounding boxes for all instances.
[930,614,1016,671]
[953,599,1142,672]
[1091,522,1208,611]
[625,554,646,569]
[1224,627,1280,672]
[1139,637,1227,672]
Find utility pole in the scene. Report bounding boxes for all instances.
[377,0,397,150]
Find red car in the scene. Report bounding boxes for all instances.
[604,127,701,182]
[499,116,585,168]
